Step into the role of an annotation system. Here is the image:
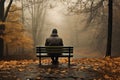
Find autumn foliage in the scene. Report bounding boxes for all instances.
[0,4,33,55]
[0,57,120,80]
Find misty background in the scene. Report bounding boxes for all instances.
[4,0,120,58]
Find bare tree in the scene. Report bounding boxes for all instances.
[61,0,115,57]
[21,0,48,47]
[106,0,113,57]
[62,0,106,47]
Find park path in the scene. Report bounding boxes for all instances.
[0,57,120,80]
[0,59,101,80]
[13,63,99,80]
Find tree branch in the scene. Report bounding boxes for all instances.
[3,0,13,22]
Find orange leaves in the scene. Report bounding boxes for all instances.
[47,68,52,73]
[75,57,120,80]
[104,74,110,79]
[9,4,21,12]
[4,22,33,50]
[18,68,25,72]
[79,66,85,70]
[4,22,24,44]
[0,58,120,79]
[61,70,67,73]
[1,4,33,52]
[7,4,21,22]
[19,35,33,49]
[0,60,37,71]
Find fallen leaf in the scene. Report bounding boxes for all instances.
[18,68,24,72]
[104,75,110,79]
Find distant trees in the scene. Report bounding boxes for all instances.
[62,0,119,57]
[21,0,48,46]
[62,0,107,51]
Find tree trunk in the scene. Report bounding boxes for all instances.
[0,0,5,58]
[106,0,113,57]
[0,38,4,58]
[0,0,13,58]
[0,24,5,58]
[0,0,4,21]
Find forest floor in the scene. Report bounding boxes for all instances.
[0,57,120,80]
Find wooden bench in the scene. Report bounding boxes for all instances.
[36,46,73,66]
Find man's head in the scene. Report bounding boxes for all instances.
[51,29,58,37]
[52,29,57,34]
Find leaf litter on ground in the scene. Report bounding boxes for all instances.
[0,57,119,80]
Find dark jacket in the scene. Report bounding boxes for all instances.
[45,33,63,46]
[45,33,63,56]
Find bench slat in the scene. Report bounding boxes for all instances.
[36,53,73,57]
[36,47,73,53]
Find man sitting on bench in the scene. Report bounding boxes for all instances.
[45,29,63,65]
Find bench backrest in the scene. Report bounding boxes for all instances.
[36,46,73,53]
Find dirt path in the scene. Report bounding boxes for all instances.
[15,64,99,80]
[0,62,100,80]
[0,57,120,80]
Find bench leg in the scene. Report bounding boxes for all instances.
[68,57,70,66]
[39,57,41,65]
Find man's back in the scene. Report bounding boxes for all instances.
[45,37,63,46]
[45,28,63,46]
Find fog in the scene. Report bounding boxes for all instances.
[37,2,104,58]
[8,0,120,58]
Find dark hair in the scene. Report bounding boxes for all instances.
[52,29,57,33]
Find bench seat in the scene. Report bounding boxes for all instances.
[36,53,73,57]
